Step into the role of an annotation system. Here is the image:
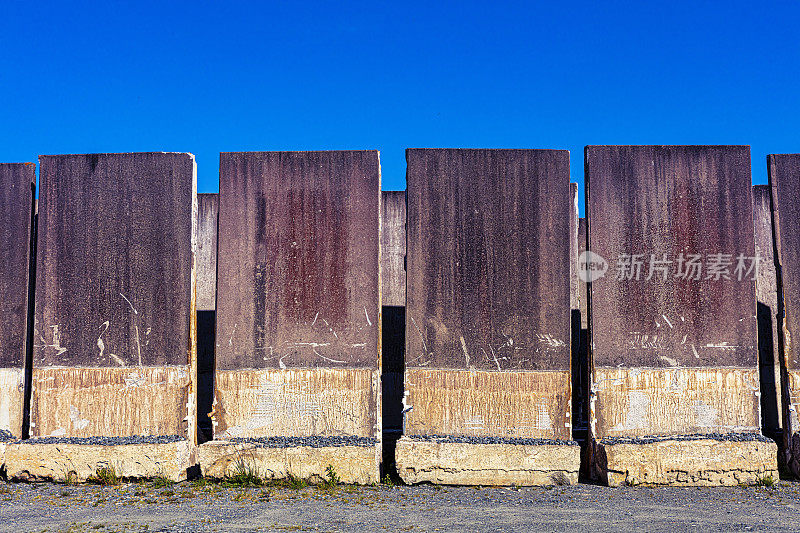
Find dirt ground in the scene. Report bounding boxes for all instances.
[2,478,800,532]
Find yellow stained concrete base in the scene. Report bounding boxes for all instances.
[593,438,778,487]
[197,440,380,485]
[0,368,24,438]
[3,440,194,482]
[394,437,580,486]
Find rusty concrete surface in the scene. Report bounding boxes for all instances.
[406,149,571,372]
[569,183,579,311]
[578,217,587,329]
[216,151,380,371]
[767,153,800,473]
[405,149,571,443]
[586,146,759,443]
[752,184,782,439]
[197,193,218,312]
[0,163,34,437]
[586,146,757,370]
[33,153,197,438]
[403,369,571,438]
[381,191,406,307]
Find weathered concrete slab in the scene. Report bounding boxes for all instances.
[400,148,575,485]
[406,149,570,376]
[0,163,35,439]
[752,185,782,441]
[585,145,765,485]
[197,440,378,484]
[578,218,588,329]
[382,191,406,307]
[4,440,193,482]
[570,183,579,311]
[594,436,777,487]
[768,153,800,476]
[197,193,218,311]
[213,150,381,471]
[33,153,197,439]
[395,437,579,486]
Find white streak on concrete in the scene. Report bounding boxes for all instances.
[364,307,372,326]
[312,349,345,364]
[460,336,470,367]
[659,355,678,367]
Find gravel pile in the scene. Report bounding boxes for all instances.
[600,432,773,446]
[227,436,377,448]
[20,434,185,446]
[406,434,579,446]
[0,429,16,442]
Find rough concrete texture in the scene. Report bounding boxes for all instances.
[395,437,580,486]
[3,440,194,482]
[403,369,572,439]
[0,369,24,440]
[196,193,218,311]
[405,149,572,453]
[406,149,570,373]
[33,153,197,439]
[0,163,35,438]
[594,438,778,487]
[381,191,406,307]
[211,368,378,439]
[767,154,800,477]
[586,146,756,370]
[753,184,782,441]
[198,440,379,484]
[216,151,380,371]
[569,183,579,311]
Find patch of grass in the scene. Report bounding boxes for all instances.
[222,457,263,488]
[264,473,308,490]
[149,474,174,489]
[757,475,776,487]
[317,465,341,490]
[87,466,120,486]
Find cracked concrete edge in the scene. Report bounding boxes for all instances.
[3,441,195,482]
[394,437,580,486]
[196,440,380,485]
[592,438,779,487]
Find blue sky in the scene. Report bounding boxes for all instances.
[2,1,798,215]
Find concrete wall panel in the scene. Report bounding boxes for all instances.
[586,145,758,439]
[0,163,35,438]
[405,148,571,440]
[33,153,197,438]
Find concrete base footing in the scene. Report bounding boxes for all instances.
[591,438,779,487]
[196,440,380,485]
[2,440,194,482]
[394,437,581,486]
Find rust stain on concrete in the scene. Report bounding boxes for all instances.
[592,367,760,438]
[381,191,406,307]
[196,193,218,312]
[0,163,35,437]
[586,146,759,439]
[211,368,377,438]
[30,366,190,438]
[403,369,572,439]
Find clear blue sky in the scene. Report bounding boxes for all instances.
[2,1,798,215]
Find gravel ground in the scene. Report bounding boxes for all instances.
[2,478,800,532]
